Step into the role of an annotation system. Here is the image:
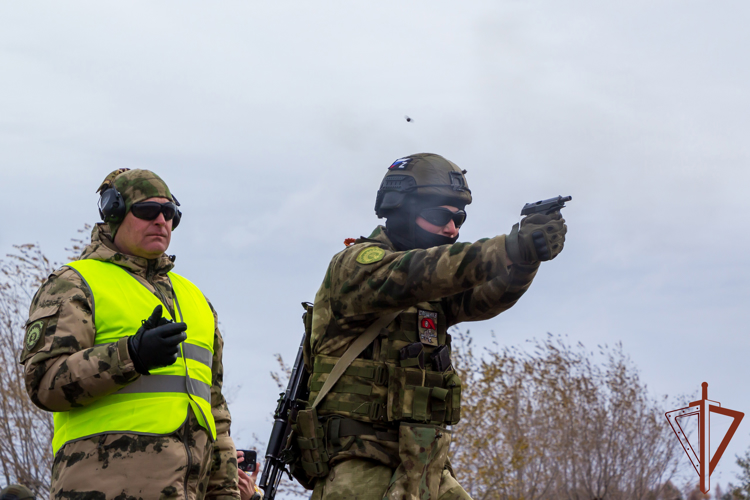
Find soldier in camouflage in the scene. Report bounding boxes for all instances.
[305,153,567,500]
[20,169,240,500]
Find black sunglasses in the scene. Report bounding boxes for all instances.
[419,207,466,228]
[130,201,178,222]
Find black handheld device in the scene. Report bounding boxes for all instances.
[238,449,257,473]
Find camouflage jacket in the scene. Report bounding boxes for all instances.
[21,224,239,499]
[306,226,539,470]
[311,226,539,357]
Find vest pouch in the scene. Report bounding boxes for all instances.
[443,370,462,425]
[309,355,389,423]
[386,366,448,425]
[293,407,330,478]
[280,426,316,490]
[383,422,451,500]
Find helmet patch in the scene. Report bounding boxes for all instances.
[389,158,411,170]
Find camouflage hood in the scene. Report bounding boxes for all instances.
[97,168,175,238]
[77,223,175,277]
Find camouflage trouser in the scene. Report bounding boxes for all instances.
[50,410,214,500]
[311,424,471,500]
[310,459,471,500]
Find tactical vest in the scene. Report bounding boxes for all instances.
[308,302,461,427]
[51,259,216,455]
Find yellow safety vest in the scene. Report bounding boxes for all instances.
[52,259,216,455]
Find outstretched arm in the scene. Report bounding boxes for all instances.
[441,262,539,326]
[327,230,515,317]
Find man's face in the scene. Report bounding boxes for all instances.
[415,205,460,239]
[113,196,173,259]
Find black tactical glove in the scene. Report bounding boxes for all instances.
[127,305,187,375]
[505,211,567,265]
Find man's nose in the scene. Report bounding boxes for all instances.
[443,220,458,237]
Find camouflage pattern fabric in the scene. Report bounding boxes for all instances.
[309,226,539,498]
[311,225,539,359]
[20,224,239,500]
[50,411,211,499]
[383,424,451,500]
[310,459,471,500]
[324,418,400,469]
[96,168,175,237]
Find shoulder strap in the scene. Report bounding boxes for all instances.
[312,310,401,409]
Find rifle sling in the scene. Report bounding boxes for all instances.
[312,310,401,409]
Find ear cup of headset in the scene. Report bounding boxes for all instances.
[99,187,182,229]
[172,209,182,229]
[99,187,126,223]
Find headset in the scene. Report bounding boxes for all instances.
[98,186,182,229]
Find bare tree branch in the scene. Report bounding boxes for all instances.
[450,331,685,500]
[0,243,57,496]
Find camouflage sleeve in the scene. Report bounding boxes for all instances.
[205,300,240,499]
[441,262,539,326]
[328,234,515,317]
[21,267,140,412]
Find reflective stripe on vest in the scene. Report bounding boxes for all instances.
[52,259,216,455]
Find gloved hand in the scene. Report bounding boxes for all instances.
[505,211,567,265]
[127,305,187,375]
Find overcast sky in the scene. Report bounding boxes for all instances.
[2,1,749,490]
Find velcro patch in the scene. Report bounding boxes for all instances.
[25,320,45,351]
[418,310,438,346]
[389,157,411,170]
[356,247,385,265]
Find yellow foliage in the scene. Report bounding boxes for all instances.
[449,331,682,500]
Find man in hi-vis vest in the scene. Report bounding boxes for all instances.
[20,169,240,499]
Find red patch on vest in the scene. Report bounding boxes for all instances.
[417,310,438,346]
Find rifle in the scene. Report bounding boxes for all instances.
[258,334,310,500]
[520,195,572,216]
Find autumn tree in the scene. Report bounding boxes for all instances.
[720,443,750,500]
[0,243,56,496]
[450,332,683,500]
[0,227,89,496]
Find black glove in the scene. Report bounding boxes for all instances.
[127,305,187,375]
[505,211,567,265]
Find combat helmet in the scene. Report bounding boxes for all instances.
[375,153,472,250]
[375,153,472,218]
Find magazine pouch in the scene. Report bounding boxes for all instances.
[293,406,330,478]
